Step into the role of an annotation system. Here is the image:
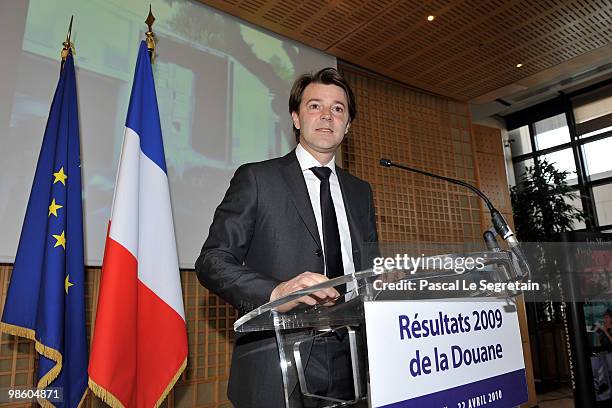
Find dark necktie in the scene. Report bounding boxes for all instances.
[310,167,344,282]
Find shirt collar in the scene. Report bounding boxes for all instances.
[296,143,336,174]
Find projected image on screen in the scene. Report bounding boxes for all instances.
[0,0,335,266]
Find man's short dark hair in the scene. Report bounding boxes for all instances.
[288,67,357,143]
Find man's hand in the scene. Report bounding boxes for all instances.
[270,272,340,312]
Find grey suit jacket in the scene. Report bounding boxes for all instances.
[195,149,378,408]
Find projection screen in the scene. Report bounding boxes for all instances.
[0,0,336,267]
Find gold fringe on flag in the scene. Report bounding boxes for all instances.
[155,357,187,408]
[88,357,187,408]
[0,321,87,408]
[0,17,87,407]
[88,378,126,408]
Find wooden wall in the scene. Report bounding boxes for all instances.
[0,65,536,407]
[340,66,482,243]
[339,65,537,407]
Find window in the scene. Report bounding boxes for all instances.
[507,80,612,232]
[593,184,612,226]
[508,126,531,156]
[513,158,534,182]
[582,138,612,181]
[579,125,612,139]
[540,148,576,183]
[534,114,571,150]
[573,84,612,126]
[563,194,586,230]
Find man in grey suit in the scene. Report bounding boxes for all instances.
[196,67,378,408]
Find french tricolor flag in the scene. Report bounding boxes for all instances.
[88,41,188,408]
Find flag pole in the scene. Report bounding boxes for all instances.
[61,15,74,68]
[88,18,188,407]
[145,5,156,63]
[1,12,88,406]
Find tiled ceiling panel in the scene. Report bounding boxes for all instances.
[199,0,612,101]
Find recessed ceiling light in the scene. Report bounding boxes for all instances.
[516,63,523,68]
[427,15,435,22]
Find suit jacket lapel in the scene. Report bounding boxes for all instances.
[336,165,364,272]
[279,151,322,249]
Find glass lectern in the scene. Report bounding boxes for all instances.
[234,250,528,408]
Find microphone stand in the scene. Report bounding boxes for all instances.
[379,158,530,279]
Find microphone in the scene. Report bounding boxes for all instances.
[379,158,515,243]
[379,158,529,277]
[483,229,501,252]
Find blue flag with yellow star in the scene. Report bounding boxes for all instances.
[0,52,88,407]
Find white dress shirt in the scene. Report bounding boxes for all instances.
[295,144,356,278]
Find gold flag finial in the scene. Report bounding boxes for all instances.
[61,15,74,65]
[145,5,156,63]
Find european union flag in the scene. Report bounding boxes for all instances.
[0,52,88,407]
